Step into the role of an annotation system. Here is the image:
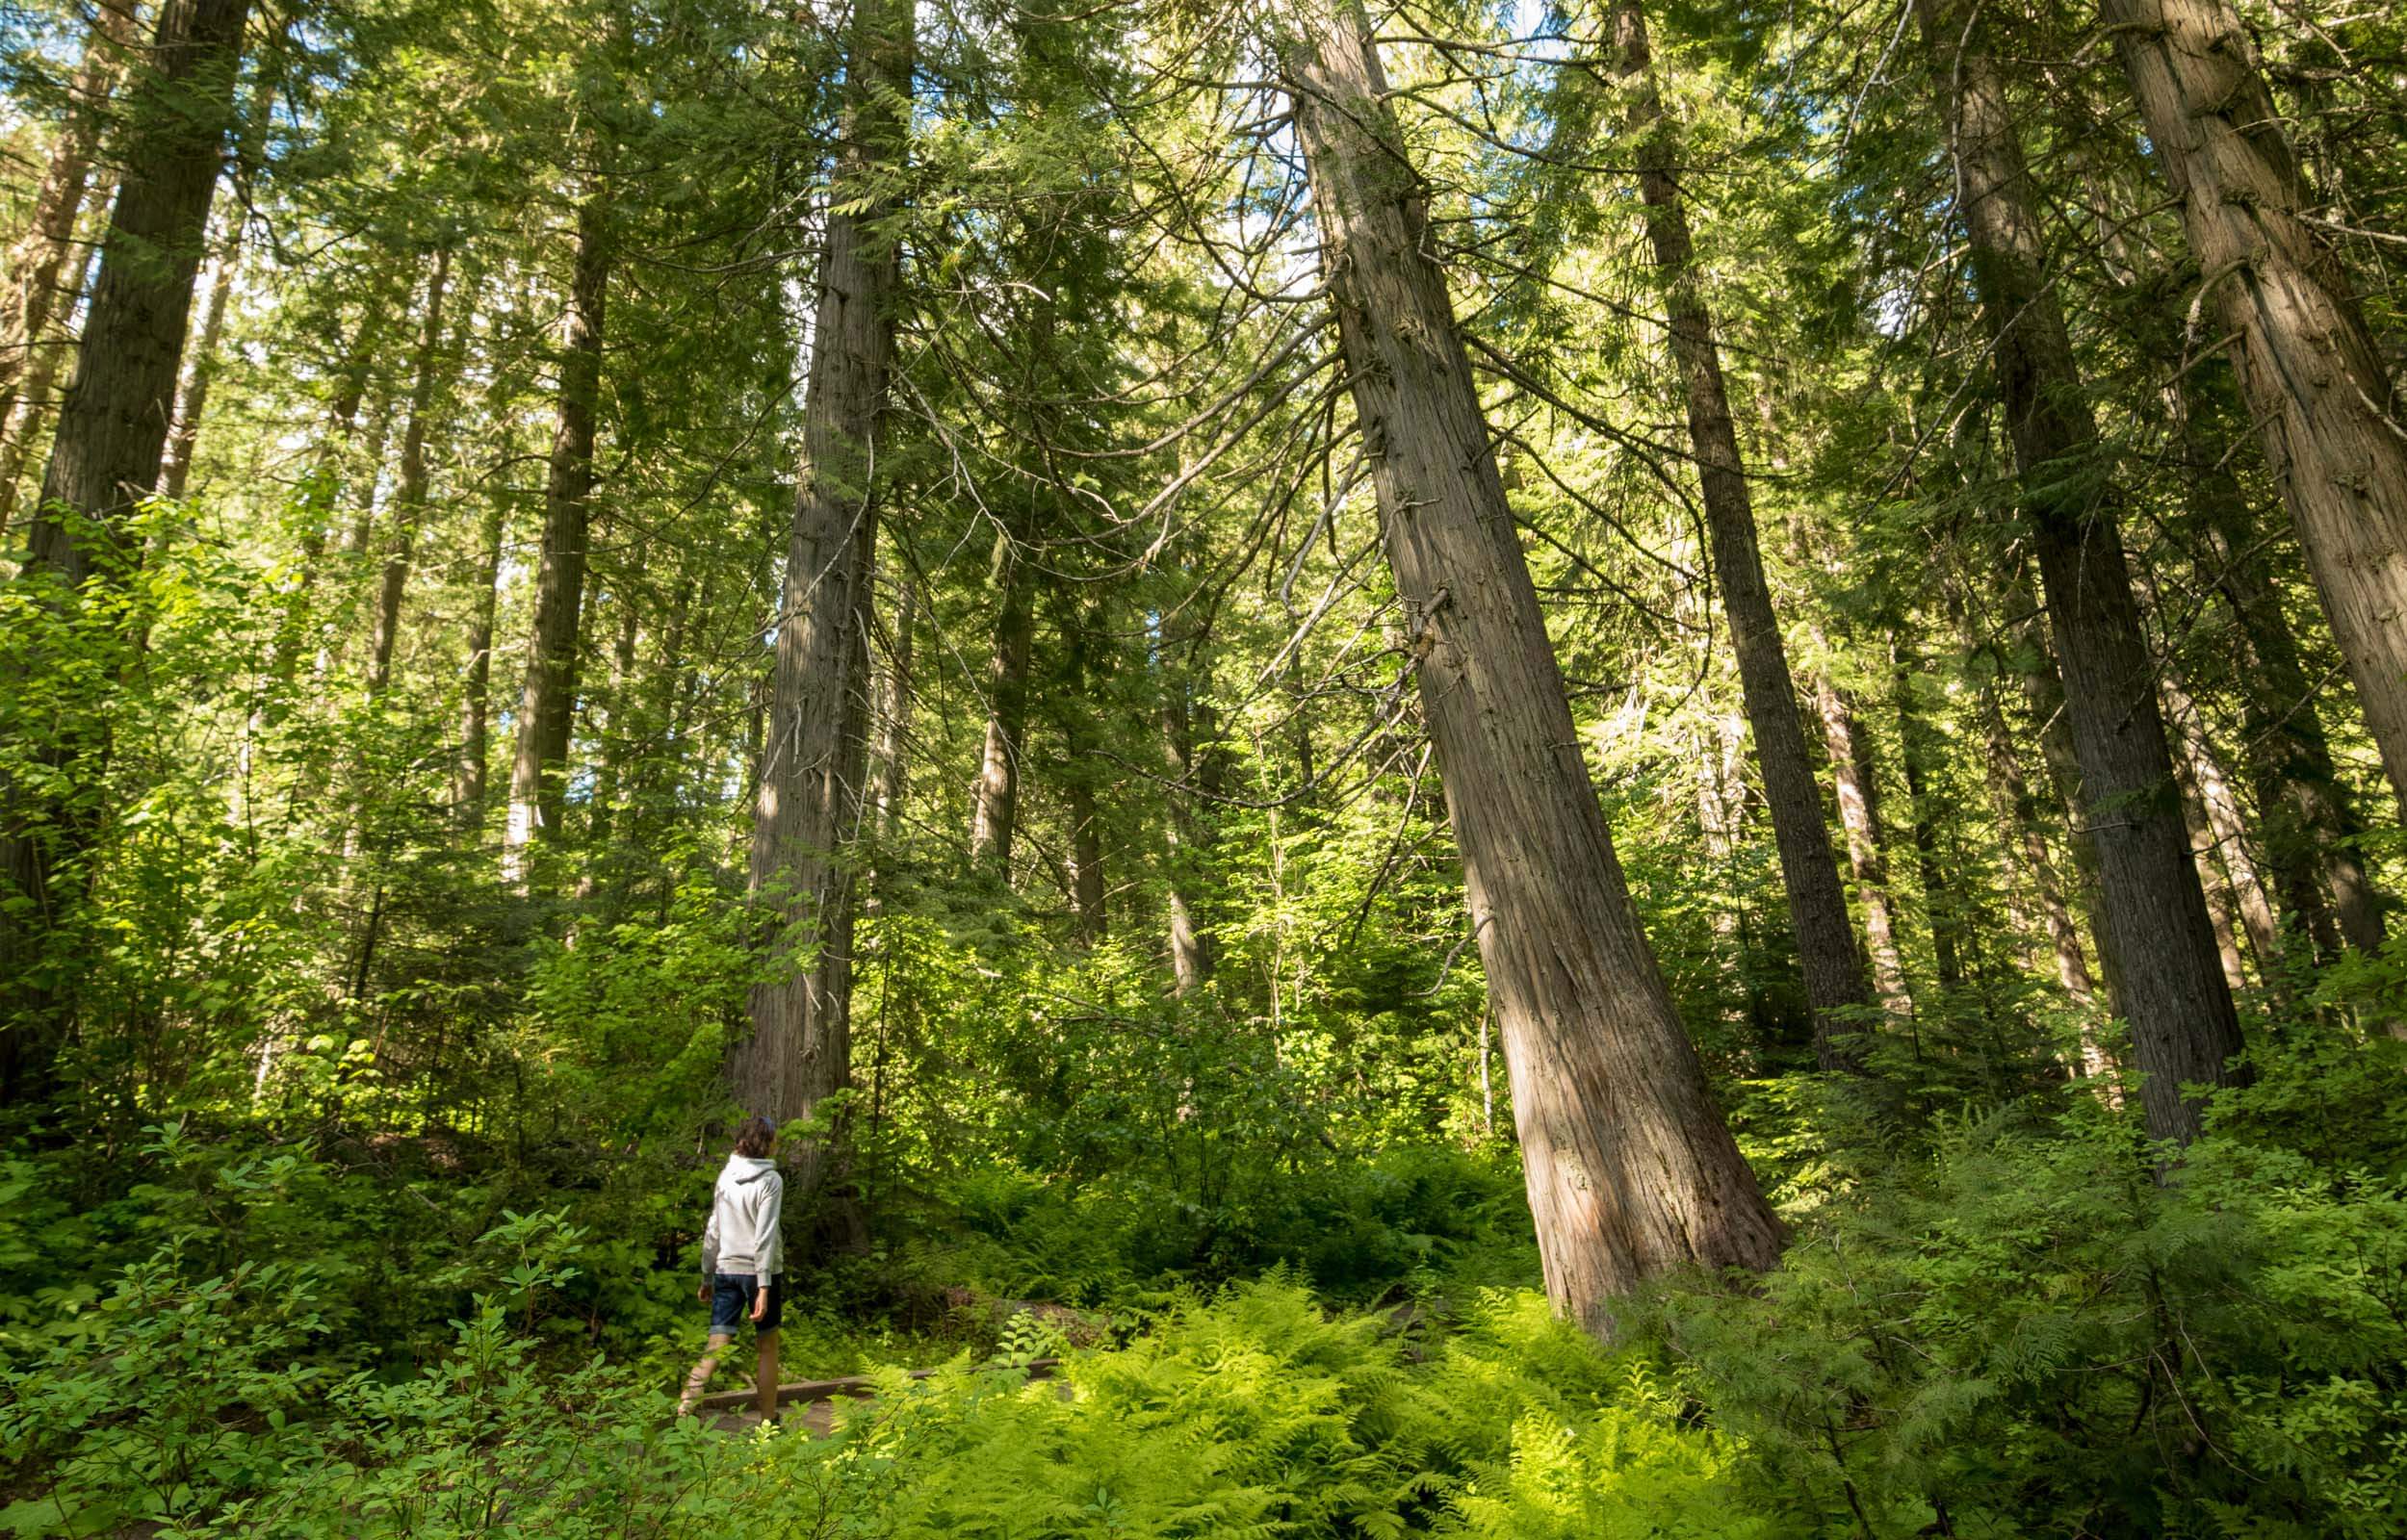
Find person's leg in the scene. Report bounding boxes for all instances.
[754,1327,779,1421]
[752,1273,784,1422]
[681,1331,733,1416]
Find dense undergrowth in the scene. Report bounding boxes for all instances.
[5,1012,2403,1539]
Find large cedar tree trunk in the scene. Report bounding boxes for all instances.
[734,0,912,1201]
[504,188,610,880]
[0,0,138,535]
[1278,0,1781,1330]
[1612,0,1874,1068]
[2104,0,2407,821]
[1918,0,2243,1142]
[0,0,253,1106]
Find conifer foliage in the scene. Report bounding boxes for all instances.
[1,0,2403,1531]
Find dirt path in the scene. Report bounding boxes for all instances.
[694,1358,1063,1435]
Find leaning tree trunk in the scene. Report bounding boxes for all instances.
[2103,0,2407,822]
[1917,0,2243,1143]
[735,0,912,1201]
[969,518,1036,868]
[0,0,253,1108]
[1277,0,1781,1331]
[1612,0,1875,1069]
[504,185,610,883]
[0,0,139,535]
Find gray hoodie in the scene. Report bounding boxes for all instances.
[698,1154,785,1280]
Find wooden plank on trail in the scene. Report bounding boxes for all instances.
[693,1356,1061,1413]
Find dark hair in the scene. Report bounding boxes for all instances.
[732,1116,777,1159]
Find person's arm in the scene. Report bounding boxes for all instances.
[698,1197,721,1300]
[760,1172,785,1282]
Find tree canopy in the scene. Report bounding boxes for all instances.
[3,0,2405,1532]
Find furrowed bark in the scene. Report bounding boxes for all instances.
[1917,0,2244,1143]
[1612,0,1876,1068]
[1,0,254,1107]
[1277,0,1781,1331]
[2104,0,2407,821]
[735,0,912,1202]
[0,0,139,536]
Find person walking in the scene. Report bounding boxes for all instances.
[679,1116,785,1421]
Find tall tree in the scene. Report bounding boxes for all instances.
[2103,0,2407,822]
[504,183,610,881]
[0,0,139,535]
[733,0,913,1200]
[1275,0,1782,1330]
[363,245,453,698]
[1608,0,1876,1069]
[0,0,254,1106]
[968,520,1036,868]
[1915,0,2244,1143]
[156,221,242,501]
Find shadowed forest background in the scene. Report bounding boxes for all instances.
[3,0,2406,1532]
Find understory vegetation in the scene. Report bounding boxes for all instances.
[6,0,2407,1532]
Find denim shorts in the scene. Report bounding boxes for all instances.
[709,1271,783,1334]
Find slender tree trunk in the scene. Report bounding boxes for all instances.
[1069,777,1106,943]
[1055,589,1108,944]
[872,572,916,835]
[2176,755,2250,993]
[969,525,1035,868]
[1893,655,1966,992]
[1612,0,1873,1068]
[1163,673,1214,993]
[2161,663,2280,975]
[735,0,912,1202]
[588,588,641,851]
[1,0,253,1108]
[453,493,507,833]
[363,246,452,699]
[504,186,610,881]
[1980,677,2103,1006]
[2178,372,2383,958]
[1277,0,1781,1330]
[1810,662,1911,1016]
[2104,0,2407,820]
[2003,578,2125,1009]
[1917,0,2244,1143]
[0,0,138,528]
[157,222,242,500]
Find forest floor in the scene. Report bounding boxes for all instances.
[692,1358,1065,1437]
